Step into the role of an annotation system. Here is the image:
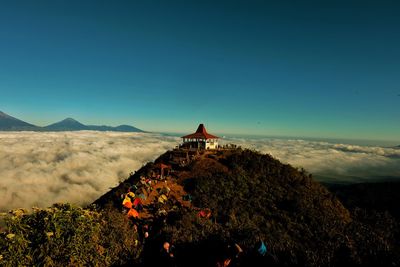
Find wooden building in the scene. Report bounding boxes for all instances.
[181,124,219,150]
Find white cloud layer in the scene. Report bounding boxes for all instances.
[221,137,400,183]
[0,132,399,210]
[0,131,180,211]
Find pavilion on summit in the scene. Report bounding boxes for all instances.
[181,124,219,150]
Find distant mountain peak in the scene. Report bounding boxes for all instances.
[63,118,78,122]
[45,118,87,131]
[0,110,144,132]
[58,118,84,125]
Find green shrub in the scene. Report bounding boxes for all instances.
[0,204,142,266]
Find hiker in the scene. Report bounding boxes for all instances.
[216,242,243,267]
[129,185,138,192]
[159,186,170,196]
[145,179,153,193]
[138,224,150,241]
[257,241,267,256]
[137,224,149,241]
[244,240,278,266]
[216,250,232,267]
[164,186,171,196]
[182,194,192,202]
[229,243,243,259]
[216,259,231,267]
[160,241,176,267]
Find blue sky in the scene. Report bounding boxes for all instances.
[0,0,399,141]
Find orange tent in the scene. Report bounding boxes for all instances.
[123,201,133,209]
[127,208,139,218]
[122,197,133,209]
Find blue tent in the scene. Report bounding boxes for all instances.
[258,241,267,256]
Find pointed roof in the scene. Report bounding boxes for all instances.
[181,124,219,139]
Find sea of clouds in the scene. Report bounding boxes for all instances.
[0,131,180,211]
[222,137,400,184]
[0,131,399,210]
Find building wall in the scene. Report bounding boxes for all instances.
[181,139,218,150]
[205,140,218,149]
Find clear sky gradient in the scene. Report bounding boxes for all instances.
[0,0,399,141]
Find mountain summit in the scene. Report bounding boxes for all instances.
[94,148,398,266]
[45,118,88,131]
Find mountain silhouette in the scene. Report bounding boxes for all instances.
[85,124,143,132]
[45,118,88,131]
[45,118,144,132]
[0,111,38,130]
[0,111,144,132]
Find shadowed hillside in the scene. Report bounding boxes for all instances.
[94,148,399,267]
[327,182,400,220]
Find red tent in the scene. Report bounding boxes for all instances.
[133,198,142,207]
[198,209,212,219]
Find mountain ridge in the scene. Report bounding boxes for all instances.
[0,111,144,132]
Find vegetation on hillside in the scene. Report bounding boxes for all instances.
[0,204,142,266]
[157,150,399,266]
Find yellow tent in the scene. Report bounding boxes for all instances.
[122,197,132,209]
[158,194,168,204]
